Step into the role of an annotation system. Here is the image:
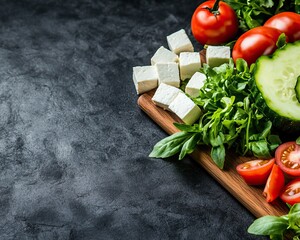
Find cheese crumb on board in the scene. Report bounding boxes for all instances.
[206,45,230,68]
[151,46,178,65]
[185,72,207,98]
[167,29,194,55]
[179,52,201,81]
[152,83,182,110]
[168,92,201,125]
[133,66,158,94]
[156,62,180,88]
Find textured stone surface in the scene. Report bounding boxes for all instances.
[0,0,267,239]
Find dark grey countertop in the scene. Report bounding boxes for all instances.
[0,0,267,239]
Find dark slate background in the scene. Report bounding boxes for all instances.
[0,0,267,239]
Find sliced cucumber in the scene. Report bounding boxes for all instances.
[254,41,300,132]
[295,75,300,103]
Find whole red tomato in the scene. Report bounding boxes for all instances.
[232,26,284,66]
[264,12,300,42]
[191,0,239,45]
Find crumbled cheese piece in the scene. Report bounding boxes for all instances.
[206,45,231,68]
[152,83,182,110]
[169,92,201,125]
[132,66,158,94]
[167,29,194,55]
[179,52,201,81]
[156,62,180,87]
[185,72,207,98]
[151,46,178,65]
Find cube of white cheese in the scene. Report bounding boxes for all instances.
[152,83,182,110]
[167,29,194,55]
[132,66,158,94]
[185,72,207,98]
[156,62,180,88]
[206,46,231,68]
[179,52,201,81]
[151,46,178,65]
[169,92,201,125]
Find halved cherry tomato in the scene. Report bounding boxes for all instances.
[236,159,275,185]
[275,141,300,177]
[232,26,284,66]
[280,178,300,205]
[263,164,285,203]
[264,12,300,42]
[191,0,239,45]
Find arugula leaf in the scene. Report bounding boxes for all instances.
[224,0,299,31]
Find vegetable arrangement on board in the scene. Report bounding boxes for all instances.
[132,0,300,239]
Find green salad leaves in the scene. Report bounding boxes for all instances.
[224,0,300,32]
[248,203,300,239]
[149,59,281,169]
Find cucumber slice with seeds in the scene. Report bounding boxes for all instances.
[254,41,300,133]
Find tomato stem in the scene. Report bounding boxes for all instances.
[211,0,221,14]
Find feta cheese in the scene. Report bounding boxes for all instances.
[169,92,201,125]
[206,45,231,68]
[132,66,158,94]
[185,72,207,98]
[156,62,180,88]
[151,46,178,65]
[167,29,194,55]
[179,52,201,81]
[152,83,182,110]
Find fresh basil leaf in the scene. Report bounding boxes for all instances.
[211,145,225,169]
[174,122,199,133]
[296,136,300,145]
[248,215,289,236]
[179,133,200,160]
[288,204,300,231]
[270,234,284,240]
[149,132,192,158]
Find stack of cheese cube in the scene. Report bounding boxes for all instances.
[132,29,230,125]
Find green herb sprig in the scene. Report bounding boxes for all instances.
[248,203,300,239]
[149,59,281,169]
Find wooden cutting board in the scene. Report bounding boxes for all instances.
[138,89,289,218]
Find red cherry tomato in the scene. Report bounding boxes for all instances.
[263,164,285,203]
[275,141,300,177]
[191,0,239,45]
[236,159,275,185]
[264,12,300,42]
[280,178,300,205]
[232,26,284,66]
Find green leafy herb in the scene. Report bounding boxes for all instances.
[248,203,300,239]
[224,0,300,32]
[149,59,281,168]
[296,136,300,145]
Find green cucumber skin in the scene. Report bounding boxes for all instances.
[296,76,300,103]
[253,41,300,134]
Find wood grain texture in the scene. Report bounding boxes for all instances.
[138,90,289,218]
